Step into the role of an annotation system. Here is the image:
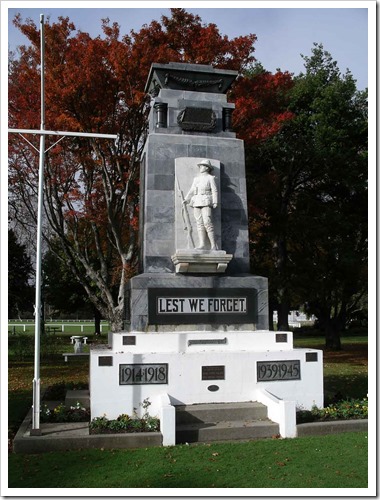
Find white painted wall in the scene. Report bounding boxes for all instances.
[90,331,323,421]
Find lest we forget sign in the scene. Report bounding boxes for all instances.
[148,288,257,324]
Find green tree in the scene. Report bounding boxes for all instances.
[246,44,367,348]
[42,244,103,333]
[8,228,34,318]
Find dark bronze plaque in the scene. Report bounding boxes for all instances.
[306,352,318,362]
[177,107,216,131]
[188,338,227,346]
[119,363,168,385]
[208,385,220,392]
[202,365,225,381]
[148,288,257,325]
[257,360,301,382]
[123,336,136,346]
[276,333,288,343]
[98,356,113,367]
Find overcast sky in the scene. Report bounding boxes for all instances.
[5,2,371,91]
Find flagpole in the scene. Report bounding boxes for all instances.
[8,16,118,433]
[31,13,45,434]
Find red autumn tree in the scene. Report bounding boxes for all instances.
[232,63,294,144]
[9,8,293,330]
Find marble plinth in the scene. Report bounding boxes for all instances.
[171,249,233,273]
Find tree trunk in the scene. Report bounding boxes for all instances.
[93,308,102,335]
[108,307,124,333]
[325,322,342,350]
[274,227,290,332]
[277,301,290,331]
[268,301,275,331]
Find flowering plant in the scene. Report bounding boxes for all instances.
[40,402,90,423]
[297,397,368,424]
[89,399,160,434]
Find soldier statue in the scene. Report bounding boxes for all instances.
[183,159,218,250]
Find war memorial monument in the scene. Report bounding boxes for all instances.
[90,62,324,445]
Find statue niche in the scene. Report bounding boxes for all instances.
[171,157,232,274]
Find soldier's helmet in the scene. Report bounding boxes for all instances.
[197,159,213,171]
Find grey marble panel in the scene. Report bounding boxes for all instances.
[144,220,174,244]
[145,205,174,224]
[188,145,208,158]
[127,273,269,331]
[146,240,174,258]
[141,132,250,274]
[145,190,174,207]
[147,174,174,191]
[144,257,175,274]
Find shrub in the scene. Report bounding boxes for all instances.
[8,334,34,360]
[89,399,160,434]
[8,332,66,361]
[40,402,90,423]
[297,397,368,424]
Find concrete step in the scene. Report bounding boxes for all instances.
[175,402,268,425]
[176,419,279,444]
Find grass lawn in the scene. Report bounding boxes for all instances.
[8,432,368,489]
[8,333,369,489]
[8,321,109,335]
[293,335,368,402]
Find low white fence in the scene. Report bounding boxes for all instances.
[8,322,109,333]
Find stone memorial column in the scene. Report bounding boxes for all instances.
[126,62,269,332]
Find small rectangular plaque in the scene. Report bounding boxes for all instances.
[202,365,225,380]
[257,360,301,382]
[123,336,136,346]
[119,363,168,385]
[184,107,212,123]
[276,334,288,343]
[98,356,113,367]
[306,352,318,362]
[188,338,227,346]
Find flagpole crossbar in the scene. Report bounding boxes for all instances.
[44,135,66,153]
[9,128,118,140]
[19,134,40,153]
[10,129,118,154]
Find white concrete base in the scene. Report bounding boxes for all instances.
[90,330,323,444]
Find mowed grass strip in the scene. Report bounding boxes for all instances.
[9,432,367,489]
[294,335,368,401]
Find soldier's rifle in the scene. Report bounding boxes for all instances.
[176,177,195,249]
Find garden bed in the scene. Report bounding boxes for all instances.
[41,384,160,435]
[296,397,368,424]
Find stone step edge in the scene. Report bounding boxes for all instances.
[176,419,277,430]
[175,402,268,423]
[175,402,265,411]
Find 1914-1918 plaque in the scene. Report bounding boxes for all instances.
[119,363,168,385]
